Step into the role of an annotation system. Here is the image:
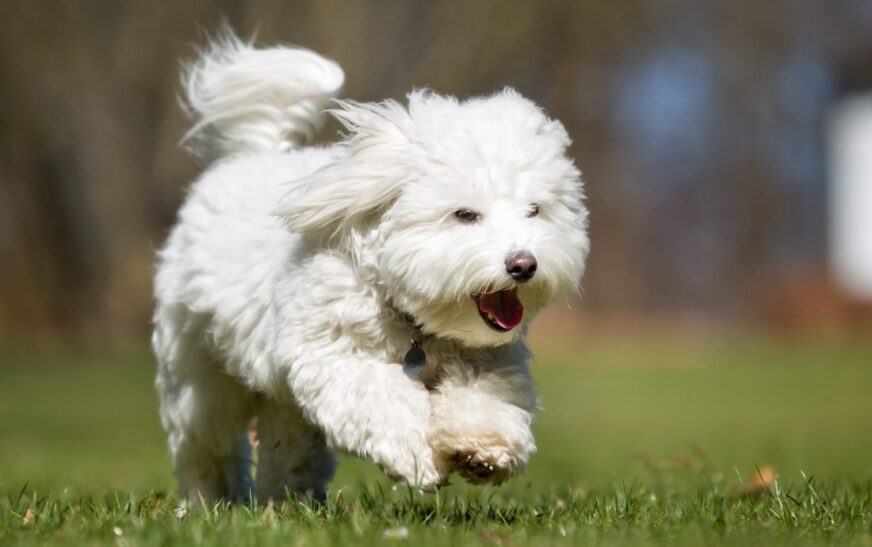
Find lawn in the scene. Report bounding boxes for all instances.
[1,334,871,545]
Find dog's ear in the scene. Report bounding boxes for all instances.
[276,99,414,235]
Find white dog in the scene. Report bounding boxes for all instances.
[153,32,589,504]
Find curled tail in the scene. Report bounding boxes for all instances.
[181,30,345,164]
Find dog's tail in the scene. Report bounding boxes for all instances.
[180,29,344,164]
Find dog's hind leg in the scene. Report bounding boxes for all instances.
[158,364,256,504]
[254,398,337,504]
[154,317,256,504]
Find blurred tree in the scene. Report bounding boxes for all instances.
[0,0,870,338]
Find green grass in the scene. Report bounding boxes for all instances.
[1,335,871,545]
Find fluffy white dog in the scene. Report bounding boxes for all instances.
[153,32,589,504]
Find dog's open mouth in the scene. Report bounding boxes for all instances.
[473,288,524,332]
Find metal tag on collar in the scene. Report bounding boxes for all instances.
[402,340,426,380]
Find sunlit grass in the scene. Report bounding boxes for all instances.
[1,335,871,545]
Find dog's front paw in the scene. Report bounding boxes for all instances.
[429,388,536,486]
[375,440,450,492]
[449,443,519,486]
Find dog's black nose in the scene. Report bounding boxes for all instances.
[505,250,537,282]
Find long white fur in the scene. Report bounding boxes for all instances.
[153,31,589,504]
[181,31,344,163]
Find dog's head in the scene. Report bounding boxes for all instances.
[279,89,589,347]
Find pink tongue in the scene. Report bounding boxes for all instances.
[477,289,524,329]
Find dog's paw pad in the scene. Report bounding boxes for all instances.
[450,451,511,485]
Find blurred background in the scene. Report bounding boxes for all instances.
[1,1,871,494]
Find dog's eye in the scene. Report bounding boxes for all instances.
[526,203,540,218]
[454,208,481,223]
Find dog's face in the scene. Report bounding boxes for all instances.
[281,89,589,348]
[380,92,588,347]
